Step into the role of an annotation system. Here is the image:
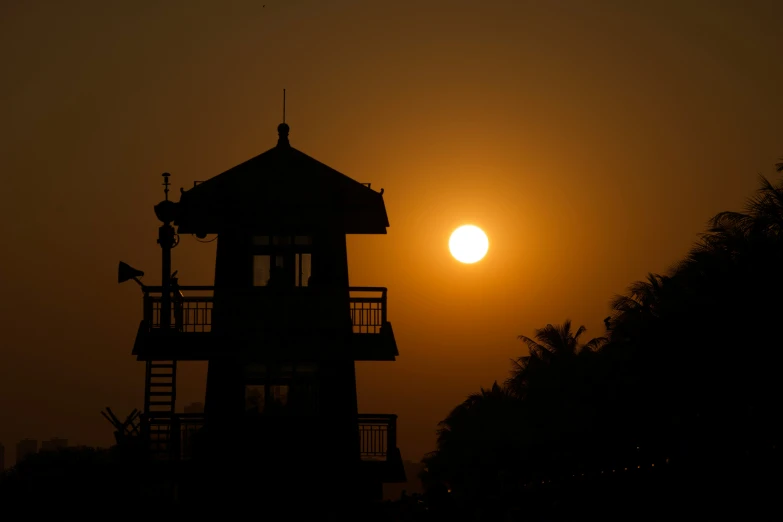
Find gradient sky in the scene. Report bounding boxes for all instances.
[1,0,782,465]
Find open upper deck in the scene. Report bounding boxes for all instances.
[131,285,398,361]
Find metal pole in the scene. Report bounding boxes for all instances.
[154,172,176,330]
[159,224,173,329]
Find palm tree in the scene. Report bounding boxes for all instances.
[521,320,602,358]
[425,382,524,501]
[708,174,783,237]
[609,274,669,317]
[606,273,684,346]
[435,381,518,450]
[506,320,606,397]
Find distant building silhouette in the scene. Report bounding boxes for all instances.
[40,438,68,452]
[16,439,37,464]
[183,402,204,414]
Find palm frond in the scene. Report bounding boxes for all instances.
[517,335,552,360]
[582,336,608,353]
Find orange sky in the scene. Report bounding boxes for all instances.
[1,0,782,465]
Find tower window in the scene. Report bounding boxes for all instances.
[244,384,290,415]
[268,385,289,409]
[245,385,266,414]
[243,363,318,416]
[252,236,313,287]
[295,253,312,287]
[253,255,284,286]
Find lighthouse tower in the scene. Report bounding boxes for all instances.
[125,122,404,509]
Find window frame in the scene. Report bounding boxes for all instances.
[243,363,319,416]
[251,235,313,288]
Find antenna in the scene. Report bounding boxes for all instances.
[162,172,170,201]
[283,88,286,123]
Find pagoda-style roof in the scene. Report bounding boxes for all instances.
[174,124,389,235]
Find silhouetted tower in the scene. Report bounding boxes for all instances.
[126,122,404,505]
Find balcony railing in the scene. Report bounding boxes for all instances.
[141,286,387,334]
[142,412,397,462]
[358,414,398,461]
[349,287,387,334]
[142,286,214,333]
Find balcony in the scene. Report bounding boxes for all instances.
[359,414,407,483]
[145,412,404,480]
[358,414,397,460]
[132,286,397,361]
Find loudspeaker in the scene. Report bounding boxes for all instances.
[118,261,145,284]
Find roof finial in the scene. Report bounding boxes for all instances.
[277,88,290,147]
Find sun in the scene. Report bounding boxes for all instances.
[449,225,489,264]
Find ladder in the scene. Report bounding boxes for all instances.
[144,360,177,457]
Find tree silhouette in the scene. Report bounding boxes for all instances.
[507,319,606,398]
[420,381,525,518]
[422,162,783,520]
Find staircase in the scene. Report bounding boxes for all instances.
[144,361,177,457]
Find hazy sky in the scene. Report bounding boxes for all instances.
[1,0,782,465]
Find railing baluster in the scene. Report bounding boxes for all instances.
[382,288,387,325]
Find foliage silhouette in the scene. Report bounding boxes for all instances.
[0,445,175,511]
[422,166,783,520]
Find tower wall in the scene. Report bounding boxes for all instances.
[201,229,361,490]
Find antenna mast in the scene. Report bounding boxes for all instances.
[283,88,286,123]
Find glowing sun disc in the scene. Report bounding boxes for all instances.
[449,225,489,264]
